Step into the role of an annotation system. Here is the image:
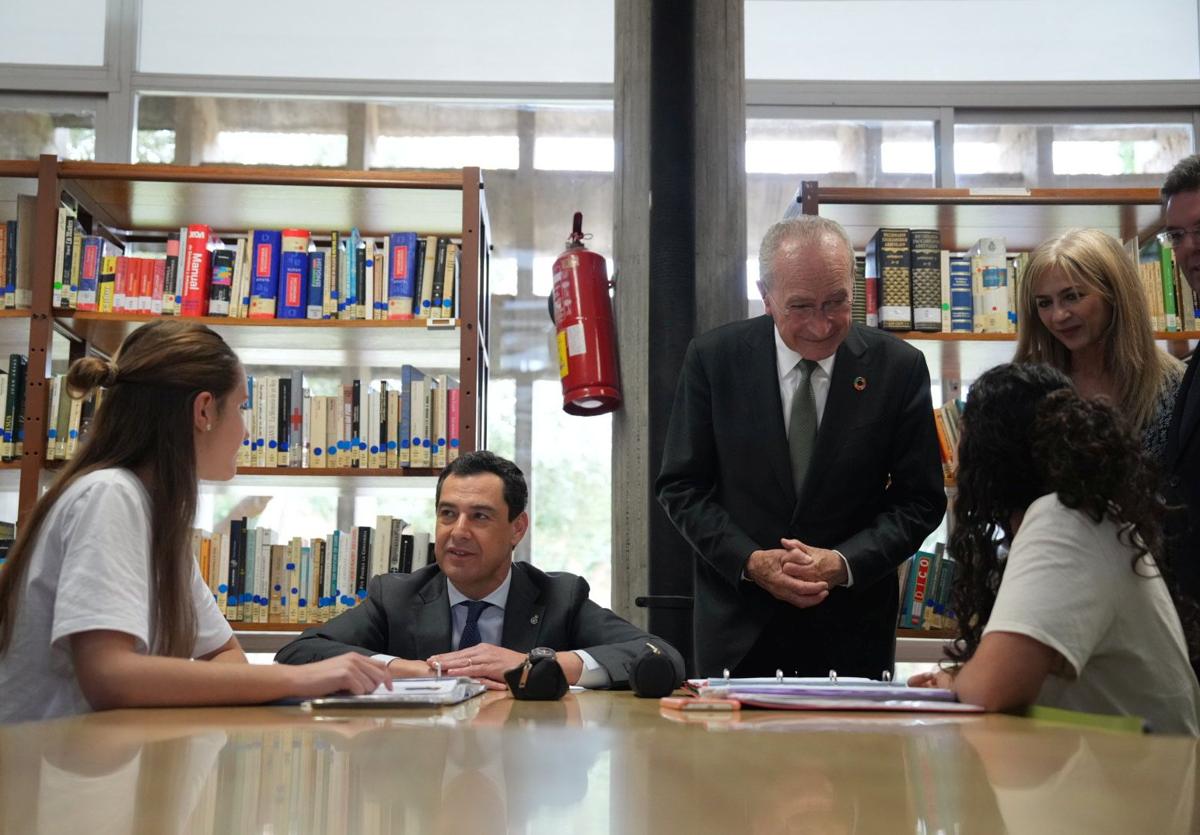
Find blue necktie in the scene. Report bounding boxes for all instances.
[458,600,490,650]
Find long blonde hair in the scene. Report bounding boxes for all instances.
[0,320,241,657]
[1014,228,1182,432]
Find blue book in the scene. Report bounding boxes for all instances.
[344,228,360,318]
[386,233,418,319]
[249,230,282,318]
[4,220,16,307]
[949,257,973,333]
[307,249,326,319]
[277,250,308,319]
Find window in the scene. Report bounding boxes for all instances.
[745,117,935,298]
[954,120,1194,188]
[135,94,616,595]
[0,105,96,161]
[135,96,349,167]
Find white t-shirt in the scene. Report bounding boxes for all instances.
[985,493,1200,736]
[0,469,232,723]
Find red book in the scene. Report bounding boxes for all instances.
[138,257,154,314]
[114,256,130,312]
[151,258,166,314]
[180,224,214,317]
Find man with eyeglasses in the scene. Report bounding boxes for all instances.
[1162,155,1200,625]
[657,215,945,678]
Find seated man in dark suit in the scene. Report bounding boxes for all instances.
[276,451,684,689]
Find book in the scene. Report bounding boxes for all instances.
[162,233,180,314]
[417,235,437,319]
[867,227,912,331]
[180,224,216,317]
[249,230,282,318]
[75,236,105,311]
[307,248,327,320]
[208,248,236,316]
[14,195,35,308]
[276,250,309,320]
[908,229,941,332]
[387,232,418,319]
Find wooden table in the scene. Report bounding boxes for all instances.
[0,692,1195,834]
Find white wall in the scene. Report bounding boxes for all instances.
[746,0,1200,81]
[0,0,106,66]
[138,0,614,82]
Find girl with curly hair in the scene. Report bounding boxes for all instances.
[909,363,1200,734]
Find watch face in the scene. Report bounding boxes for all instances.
[529,646,556,663]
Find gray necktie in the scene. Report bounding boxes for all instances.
[789,359,818,495]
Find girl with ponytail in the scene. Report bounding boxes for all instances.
[0,320,390,722]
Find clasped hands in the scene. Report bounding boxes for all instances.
[384,645,524,690]
[745,538,847,609]
[385,645,584,691]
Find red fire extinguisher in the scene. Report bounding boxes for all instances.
[550,212,621,415]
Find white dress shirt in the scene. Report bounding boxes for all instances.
[771,326,854,587]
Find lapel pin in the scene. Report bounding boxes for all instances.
[853,376,867,392]
[530,614,540,625]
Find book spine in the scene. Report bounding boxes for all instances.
[180,225,215,317]
[97,256,117,313]
[876,227,912,331]
[277,250,308,319]
[162,234,180,315]
[1161,246,1179,332]
[909,229,942,332]
[355,526,371,602]
[277,376,291,468]
[208,248,235,316]
[307,248,327,320]
[150,257,166,315]
[249,230,282,319]
[76,236,103,311]
[386,233,417,320]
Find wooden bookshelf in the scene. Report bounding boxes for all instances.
[793,182,1165,252]
[11,155,492,634]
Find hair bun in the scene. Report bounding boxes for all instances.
[65,355,118,398]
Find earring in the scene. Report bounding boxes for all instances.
[205,423,212,432]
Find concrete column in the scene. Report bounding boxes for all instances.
[612,0,746,663]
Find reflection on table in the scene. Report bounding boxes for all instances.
[0,691,1195,834]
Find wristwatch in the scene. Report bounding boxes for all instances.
[518,646,557,689]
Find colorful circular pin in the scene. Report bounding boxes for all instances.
[853,376,867,391]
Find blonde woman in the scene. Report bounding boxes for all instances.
[1015,227,1184,459]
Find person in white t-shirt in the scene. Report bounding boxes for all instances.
[0,319,390,723]
[910,362,1200,735]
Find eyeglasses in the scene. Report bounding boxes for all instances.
[1156,226,1200,249]
[776,296,851,321]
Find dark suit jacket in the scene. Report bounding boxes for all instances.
[274,561,685,689]
[1165,353,1200,603]
[656,317,946,677]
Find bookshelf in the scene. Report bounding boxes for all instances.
[0,162,39,528]
[793,181,1200,368]
[793,181,1197,650]
[15,155,491,643]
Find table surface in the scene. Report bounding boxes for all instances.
[1,691,1196,834]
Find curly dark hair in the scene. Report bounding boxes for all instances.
[946,363,1197,666]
